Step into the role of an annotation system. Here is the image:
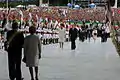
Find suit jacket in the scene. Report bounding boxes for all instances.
[69,28,78,41]
[24,34,41,57]
[7,30,24,54]
[23,34,41,66]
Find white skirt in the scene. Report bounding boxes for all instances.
[59,37,65,42]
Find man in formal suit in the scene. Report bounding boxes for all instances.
[69,24,78,50]
[87,27,92,42]
[6,21,24,80]
[78,26,85,42]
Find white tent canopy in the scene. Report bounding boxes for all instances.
[16,5,24,8]
[89,3,96,8]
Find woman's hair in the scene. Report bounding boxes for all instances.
[29,26,36,34]
[60,23,64,27]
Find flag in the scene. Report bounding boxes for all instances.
[19,10,23,24]
[36,14,39,24]
[118,9,120,14]
[29,13,32,26]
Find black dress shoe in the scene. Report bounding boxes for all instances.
[71,48,75,50]
[16,78,24,80]
[35,77,39,80]
[10,78,15,80]
[31,79,34,80]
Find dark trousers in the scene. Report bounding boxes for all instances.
[106,33,110,38]
[8,52,22,80]
[45,39,48,44]
[101,34,107,42]
[43,39,46,45]
[49,39,51,44]
[56,38,58,43]
[79,36,85,42]
[71,40,76,50]
[66,38,69,42]
[85,32,87,40]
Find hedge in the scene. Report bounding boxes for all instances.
[111,25,120,56]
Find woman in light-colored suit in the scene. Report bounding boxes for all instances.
[24,26,41,80]
[58,24,66,49]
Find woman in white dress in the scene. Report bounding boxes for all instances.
[58,24,66,49]
[23,26,41,80]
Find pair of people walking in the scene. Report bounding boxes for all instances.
[58,23,78,50]
[5,22,41,80]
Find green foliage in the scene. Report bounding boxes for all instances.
[112,37,120,56]
[111,24,120,56]
[0,0,39,8]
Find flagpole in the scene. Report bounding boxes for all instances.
[39,0,42,7]
[48,0,49,6]
[7,0,8,14]
[6,0,8,24]
[106,0,112,30]
[71,0,73,5]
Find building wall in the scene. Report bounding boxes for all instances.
[49,0,68,6]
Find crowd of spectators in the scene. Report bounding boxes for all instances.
[0,7,119,25]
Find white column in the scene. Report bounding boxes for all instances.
[114,0,118,8]
[112,0,118,8]
[6,0,8,24]
[39,0,43,6]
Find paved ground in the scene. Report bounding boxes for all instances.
[0,38,120,80]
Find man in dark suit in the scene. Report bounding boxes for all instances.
[69,24,78,50]
[87,27,93,42]
[6,22,24,80]
[78,26,85,42]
